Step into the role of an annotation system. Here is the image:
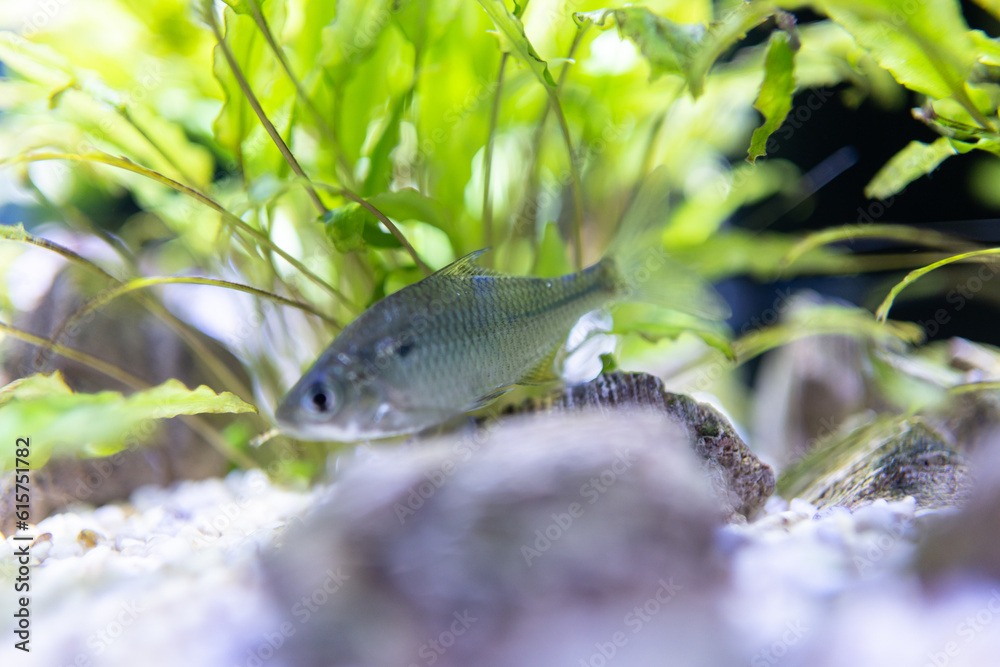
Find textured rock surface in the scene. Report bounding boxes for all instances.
[491,371,775,520]
[778,417,971,510]
[264,413,735,667]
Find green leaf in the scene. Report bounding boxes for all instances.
[580,3,775,97]
[362,221,403,248]
[0,31,74,89]
[476,0,556,87]
[362,96,406,196]
[875,247,1000,322]
[610,8,706,87]
[864,137,958,200]
[368,189,451,231]
[324,203,368,252]
[221,0,268,16]
[210,4,291,174]
[748,31,797,163]
[323,203,404,251]
[0,373,256,471]
[781,223,977,269]
[787,0,976,101]
[211,9,263,157]
[320,0,396,77]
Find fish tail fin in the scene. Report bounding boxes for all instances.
[602,168,731,321]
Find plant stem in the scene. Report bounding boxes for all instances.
[482,53,509,266]
[317,183,432,275]
[118,106,203,187]
[0,321,148,388]
[547,90,584,271]
[206,7,328,214]
[2,151,358,310]
[246,0,356,188]
[519,22,589,259]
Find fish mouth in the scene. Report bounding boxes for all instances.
[272,402,369,443]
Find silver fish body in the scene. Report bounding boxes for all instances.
[275,169,730,441]
[274,254,619,440]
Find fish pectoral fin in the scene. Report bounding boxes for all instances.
[518,346,563,386]
[437,248,500,277]
[467,386,514,411]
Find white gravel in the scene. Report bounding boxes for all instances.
[2,472,1000,666]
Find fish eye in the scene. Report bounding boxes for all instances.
[302,381,337,415]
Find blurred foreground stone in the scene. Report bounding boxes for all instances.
[493,371,775,520]
[917,442,1000,585]
[264,412,737,667]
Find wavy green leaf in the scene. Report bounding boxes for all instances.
[783,0,985,125]
[864,137,960,199]
[0,373,257,471]
[748,31,797,163]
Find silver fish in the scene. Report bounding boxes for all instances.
[275,170,729,441]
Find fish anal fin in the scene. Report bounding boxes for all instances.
[518,345,563,386]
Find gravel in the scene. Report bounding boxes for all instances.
[3,470,1000,666]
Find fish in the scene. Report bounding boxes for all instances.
[274,168,730,441]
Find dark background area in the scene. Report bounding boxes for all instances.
[726,1,1000,351]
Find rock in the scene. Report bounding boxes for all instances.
[751,292,886,468]
[916,441,1000,586]
[490,371,775,520]
[0,267,252,534]
[263,412,737,667]
[777,417,970,511]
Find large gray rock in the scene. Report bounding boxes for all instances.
[263,412,737,667]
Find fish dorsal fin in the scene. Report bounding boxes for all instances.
[437,248,500,277]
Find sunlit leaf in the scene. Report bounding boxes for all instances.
[783,0,977,104]
[0,373,257,471]
[476,0,556,87]
[748,31,797,163]
[609,8,706,87]
[368,188,451,231]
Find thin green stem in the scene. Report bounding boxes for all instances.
[482,53,509,265]
[117,106,202,187]
[0,321,148,389]
[314,182,432,275]
[518,22,589,260]
[45,276,341,378]
[1,151,358,310]
[547,90,584,271]
[245,0,355,188]
[206,6,328,214]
